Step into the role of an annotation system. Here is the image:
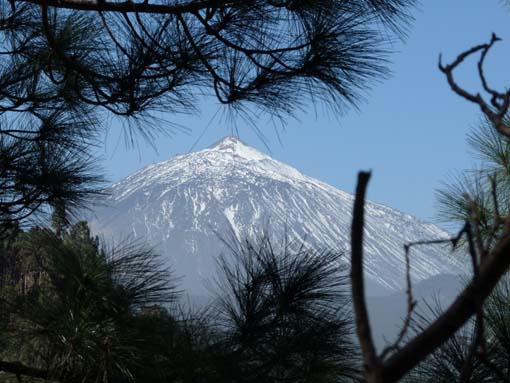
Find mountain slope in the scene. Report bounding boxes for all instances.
[88,137,466,296]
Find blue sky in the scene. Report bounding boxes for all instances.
[96,1,510,226]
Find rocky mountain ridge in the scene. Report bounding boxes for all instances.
[88,136,466,296]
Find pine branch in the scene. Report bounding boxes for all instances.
[18,0,236,15]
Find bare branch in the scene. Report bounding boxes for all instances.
[379,243,416,360]
[350,171,382,382]
[381,217,510,382]
[439,34,510,137]
[18,0,236,15]
[477,36,505,102]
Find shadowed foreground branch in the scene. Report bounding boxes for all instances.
[0,0,416,231]
[350,171,381,382]
[350,172,510,383]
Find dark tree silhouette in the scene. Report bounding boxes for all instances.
[0,0,416,232]
[0,226,360,383]
[4,0,414,117]
[349,33,510,383]
[0,222,178,381]
[406,107,510,383]
[214,234,360,383]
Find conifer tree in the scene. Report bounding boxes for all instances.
[0,0,416,230]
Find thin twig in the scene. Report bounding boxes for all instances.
[380,217,510,383]
[379,243,416,360]
[379,225,469,360]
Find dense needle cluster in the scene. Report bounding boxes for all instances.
[0,0,414,231]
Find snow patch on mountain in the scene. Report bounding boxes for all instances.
[88,137,467,296]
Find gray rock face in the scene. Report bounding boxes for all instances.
[88,137,466,296]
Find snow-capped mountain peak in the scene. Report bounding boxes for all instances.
[89,136,467,297]
[207,136,266,159]
[203,136,271,163]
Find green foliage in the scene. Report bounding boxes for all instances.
[0,109,103,236]
[424,118,510,382]
[0,221,178,382]
[0,225,359,383]
[214,235,360,383]
[436,119,510,245]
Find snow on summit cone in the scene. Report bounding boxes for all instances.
[89,136,465,296]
